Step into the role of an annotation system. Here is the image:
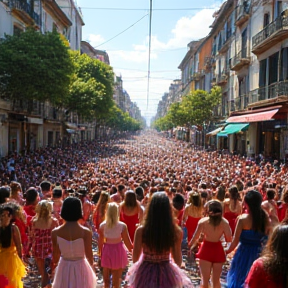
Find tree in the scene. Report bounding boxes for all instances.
[0,29,74,106]
[181,86,222,126]
[67,52,114,120]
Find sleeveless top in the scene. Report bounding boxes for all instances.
[57,237,85,260]
[100,221,125,239]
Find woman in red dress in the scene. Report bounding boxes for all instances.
[189,200,232,288]
[92,191,110,233]
[119,191,143,243]
[29,200,58,288]
[183,191,203,242]
[245,224,288,288]
[278,187,288,222]
[223,186,242,234]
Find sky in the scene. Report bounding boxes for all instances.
[76,0,224,124]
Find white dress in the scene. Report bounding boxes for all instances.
[52,236,97,288]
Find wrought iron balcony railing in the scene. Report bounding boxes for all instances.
[230,49,250,71]
[234,94,249,111]
[9,0,40,25]
[249,81,288,104]
[252,12,288,49]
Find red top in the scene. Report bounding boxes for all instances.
[120,211,139,243]
[245,258,284,288]
[278,203,288,222]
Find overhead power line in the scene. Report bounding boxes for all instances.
[94,14,148,48]
[73,7,216,11]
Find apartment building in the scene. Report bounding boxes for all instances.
[0,0,84,156]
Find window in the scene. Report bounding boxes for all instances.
[13,25,23,36]
[269,52,279,84]
[280,47,288,81]
[259,59,267,87]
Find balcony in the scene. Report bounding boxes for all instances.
[216,70,229,86]
[249,81,288,105]
[235,3,250,26]
[192,72,201,81]
[218,29,233,54]
[252,12,288,55]
[228,100,235,113]
[230,49,250,71]
[8,0,40,26]
[234,94,249,111]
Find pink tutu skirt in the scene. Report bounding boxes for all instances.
[101,242,128,270]
[52,257,97,288]
[126,254,194,288]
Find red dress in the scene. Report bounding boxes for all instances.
[245,258,284,288]
[31,228,53,259]
[185,216,201,241]
[196,240,226,263]
[120,211,139,243]
[223,211,238,234]
[278,203,288,222]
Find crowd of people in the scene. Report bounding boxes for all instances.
[0,130,288,288]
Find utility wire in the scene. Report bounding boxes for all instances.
[67,7,216,11]
[94,14,148,48]
[147,0,152,110]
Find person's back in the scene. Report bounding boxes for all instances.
[52,197,96,288]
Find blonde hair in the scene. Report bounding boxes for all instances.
[35,200,52,221]
[105,203,119,229]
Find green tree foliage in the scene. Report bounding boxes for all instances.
[152,86,221,131]
[67,51,115,120]
[105,104,142,131]
[0,29,74,105]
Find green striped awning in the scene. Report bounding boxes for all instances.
[217,123,249,137]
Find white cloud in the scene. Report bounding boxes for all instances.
[166,9,215,48]
[87,34,105,47]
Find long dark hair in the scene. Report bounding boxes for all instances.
[244,190,267,233]
[262,225,288,287]
[228,185,239,210]
[124,191,137,209]
[0,206,14,248]
[142,192,176,253]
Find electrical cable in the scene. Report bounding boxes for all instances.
[94,13,148,48]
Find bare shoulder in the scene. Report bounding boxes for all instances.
[11,223,19,233]
[135,225,144,235]
[222,217,229,225]
[198,216,209,224]
[83,226,92,236]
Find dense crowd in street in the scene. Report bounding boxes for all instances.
[0,130,288,288]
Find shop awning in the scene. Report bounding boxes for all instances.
[65,122,78,129]
[226,109,279,123]
[217,123,249,137]
[66,129,77,134]
[206,127,224,137]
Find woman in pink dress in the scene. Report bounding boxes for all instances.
[127,192,194,288]
[98,203,133,288]
[52,197,97,288]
